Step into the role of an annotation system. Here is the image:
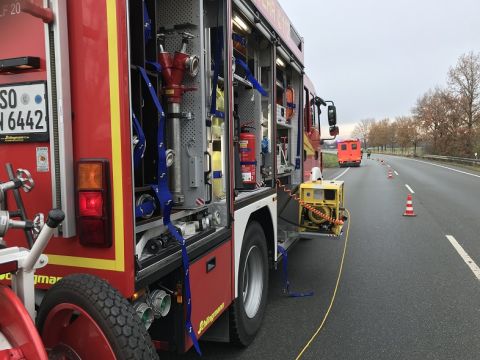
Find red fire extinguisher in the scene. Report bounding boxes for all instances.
[239,129,256,189]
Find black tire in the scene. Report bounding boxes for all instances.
[230,221,268,346]
[37,274,158,360]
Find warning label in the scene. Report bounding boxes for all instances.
[36,147,49,172]
[242,172,252,182]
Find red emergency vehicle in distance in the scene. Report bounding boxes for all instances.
[337,139,362,167]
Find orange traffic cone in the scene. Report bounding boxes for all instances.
[403,194,416,216]
[388,170,393,179]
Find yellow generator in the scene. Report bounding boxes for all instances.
[299,180,345,236]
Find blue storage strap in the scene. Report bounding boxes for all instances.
[132,112,146,169]
[287,102,296,109]
[232,33,247,47]
[277,245,314,298]
[134,200,155,218]
[235,58,268,97]
[137,66,202,355]
[210,30,224,119]
[143,2,152,42]
[146,61,161,73]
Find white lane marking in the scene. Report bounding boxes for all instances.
[394,171,399,176]
[446,235,480,281]
[333,168,350,180]
[409,158,480,179]
[387,165,391,168]
[405,184,415,193]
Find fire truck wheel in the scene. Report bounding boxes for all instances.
[36,274,159,360]
[230,221,268,346]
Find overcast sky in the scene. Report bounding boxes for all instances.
[278,0,480,138]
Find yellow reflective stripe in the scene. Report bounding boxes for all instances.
[47,255,118,271]
[106,0,125,271]
[304,134,315,155]
[47,0,125,272]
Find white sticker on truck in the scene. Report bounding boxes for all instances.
[36,147,49,172]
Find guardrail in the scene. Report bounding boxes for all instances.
[420,154,480,166]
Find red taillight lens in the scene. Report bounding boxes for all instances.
[77,160,111,248]
[78,219,108,246]
[79,192,103,217]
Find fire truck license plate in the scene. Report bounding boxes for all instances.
[0,82,49,143]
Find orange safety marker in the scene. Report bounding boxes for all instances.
[388,170,393,179]
[403,194,416,216]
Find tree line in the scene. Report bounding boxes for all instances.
[352,52,480,157]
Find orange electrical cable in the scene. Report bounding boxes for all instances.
[276,179,344,226]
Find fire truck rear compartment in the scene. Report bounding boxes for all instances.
[128,0,235,350]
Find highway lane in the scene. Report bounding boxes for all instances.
[372,154,480,266]
[299,157,480,359]
[161,158,480,359]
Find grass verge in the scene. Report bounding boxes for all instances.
[323,152,339,168]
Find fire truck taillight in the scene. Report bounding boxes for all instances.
[79,192,103,217]
[77,160,111,248]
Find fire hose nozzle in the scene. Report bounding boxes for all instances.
[185,55,199,77]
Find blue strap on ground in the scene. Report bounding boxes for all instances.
[277,245,314,298]
[132,112,146,169]
[138,66,202,355]
[234,58,268,97]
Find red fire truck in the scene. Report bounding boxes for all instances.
[0,0,340,358]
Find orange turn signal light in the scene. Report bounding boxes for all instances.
[78,162,103,190]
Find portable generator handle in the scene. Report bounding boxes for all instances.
[23,209,64,271]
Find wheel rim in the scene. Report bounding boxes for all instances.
[41,303,116,360]
[242,245,264,319]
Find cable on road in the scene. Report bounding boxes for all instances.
[295,208,351,360]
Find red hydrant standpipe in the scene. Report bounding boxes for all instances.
[157,34,199,205]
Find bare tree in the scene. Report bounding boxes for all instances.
[413,87,465,155]
[395,116,412,154]
[377,118,391,151]
[447,52,480,155]
[409,117,422,156]
[352,118,374,149]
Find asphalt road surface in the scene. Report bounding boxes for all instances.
[162,155,480,359]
